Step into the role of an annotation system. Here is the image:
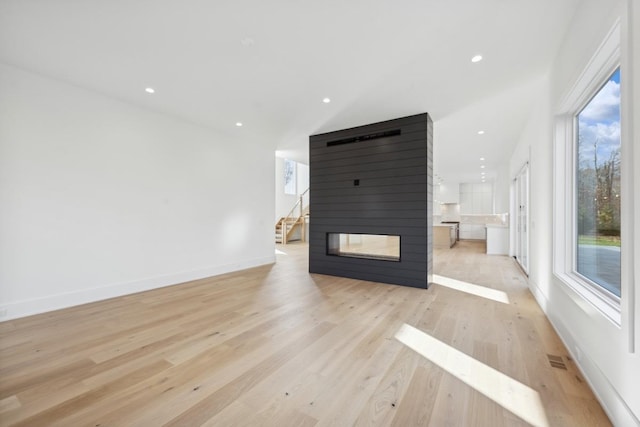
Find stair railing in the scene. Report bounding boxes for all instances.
[279,188,309,244]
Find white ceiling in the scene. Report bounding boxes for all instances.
[0,0,580,184]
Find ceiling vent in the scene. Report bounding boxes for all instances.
[326,129,401,147]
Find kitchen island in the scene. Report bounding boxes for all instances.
[433,223,456,248]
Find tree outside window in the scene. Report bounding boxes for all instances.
[576,68,621,297]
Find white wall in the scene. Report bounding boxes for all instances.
[0,63,275,320]
[509,1,640,425]
[493,163,510,214]
[297,162,310,196]
[510,79,551,290]
[631,0,640,358]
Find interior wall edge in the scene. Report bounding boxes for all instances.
[0,255,275,322]
[0,64,276,321]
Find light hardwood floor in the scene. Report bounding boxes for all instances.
[0,241,610,426]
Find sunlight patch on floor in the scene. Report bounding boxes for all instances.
[432,274,510,304]
[275,249,287,255]
[395,323,549,427]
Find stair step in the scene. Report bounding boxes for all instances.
[276,215,307,243]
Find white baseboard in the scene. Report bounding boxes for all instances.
[527,280,640,427]
[0,255,276,321]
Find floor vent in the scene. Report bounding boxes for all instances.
[547,354,567,370]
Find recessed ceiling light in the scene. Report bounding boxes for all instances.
[480,165,485,169]
[478,130,485,135]
[471,55,483,63]
[323,97,331,103]
[235,122,243,127]
[480,157,485,161]
[145,87,155,94]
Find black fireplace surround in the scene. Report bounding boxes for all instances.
[308,113,433,289]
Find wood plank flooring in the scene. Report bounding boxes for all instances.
[0,241,611,426]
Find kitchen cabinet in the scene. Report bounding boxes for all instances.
[473,193,484,213]
[459,191,472,214]
[460,182,493,214]
[486,224,509,254]
[439,183,459,204]
[481,196,493,214]
[472,225,486,239]
[459,224,471,239]
[459,224,486,240]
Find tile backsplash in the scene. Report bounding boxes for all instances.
[434,213,508,225]
[440,203,460,221]
[461,214,508,225]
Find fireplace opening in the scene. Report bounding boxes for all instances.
[327,233,400,262]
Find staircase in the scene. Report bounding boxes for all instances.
[275,216,305,244]
[276,189,309,244]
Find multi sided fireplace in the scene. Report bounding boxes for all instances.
[308,113,433,289]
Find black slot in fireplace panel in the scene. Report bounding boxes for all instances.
[309,113,433,289]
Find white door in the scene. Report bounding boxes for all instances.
[514,163,529,273]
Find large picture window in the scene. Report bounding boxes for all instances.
[553,21,622,325]
[576,68,621,297]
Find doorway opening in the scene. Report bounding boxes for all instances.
[512,162,529,274]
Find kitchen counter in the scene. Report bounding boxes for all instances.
[486,224,509,254]
[434,223,456,248]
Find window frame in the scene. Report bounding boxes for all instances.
[553,20,622,326]
[283,158,297,195]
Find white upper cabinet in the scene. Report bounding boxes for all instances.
[459,191,472,214]
[459,182,493,214]
[439,183,460,204]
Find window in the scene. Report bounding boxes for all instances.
[553,21,622,325]
[576,68,621,297]
[284,159,297,195]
